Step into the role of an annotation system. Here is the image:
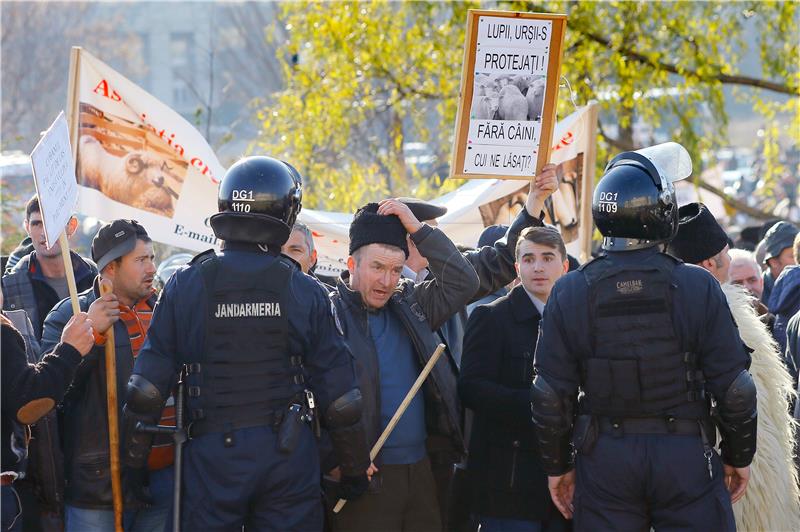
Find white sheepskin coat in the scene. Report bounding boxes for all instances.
[722,284,800,531]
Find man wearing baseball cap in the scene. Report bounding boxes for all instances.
[40,220,173,532]
[760,221,799,304]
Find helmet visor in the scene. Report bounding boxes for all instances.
[635,142,692,184]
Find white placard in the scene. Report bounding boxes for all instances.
[30,111,78,249]
[463,16,554,177]
[468,119,543,148]
[464,143,539,176]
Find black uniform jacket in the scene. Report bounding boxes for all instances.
[458,285,560,522]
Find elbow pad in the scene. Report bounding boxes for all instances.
[716,370,757,467]
[324,388,363,429]
[126,375,165,415]
[324,389,370,477]
[531,375,574,475]
[122,375,165,468]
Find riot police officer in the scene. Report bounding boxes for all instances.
[122,156,371,530]
[531,143,756,531]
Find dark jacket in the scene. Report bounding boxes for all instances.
[785,311,800,419]
[330,224,479,474]
[2,319,81,474]
[768,265,800,376]
[40,279,157,510]
[4,236,33,274]
[2,251,97,340]
[424,208,544,370]
[3,309,66,512]
[458,285,561,523]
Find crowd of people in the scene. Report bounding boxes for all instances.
[1,146,799,532]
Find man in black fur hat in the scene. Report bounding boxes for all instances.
[667,202,732,283]
[326,198,480,532]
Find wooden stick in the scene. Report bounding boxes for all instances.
[579,100,599,264]
[333,343,447,514]
[99,279,124,532]
[58,232,80,316]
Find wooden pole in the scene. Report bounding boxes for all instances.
[58,232,80,316]
[333,343,447,514]
[579,101,599,263]
[65,47,82,154]
[99,279,124,532]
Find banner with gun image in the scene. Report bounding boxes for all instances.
[70,48,224,251]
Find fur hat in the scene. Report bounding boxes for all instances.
[349,203,409,258]
[667,203,728,264]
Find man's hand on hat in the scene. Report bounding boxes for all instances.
[377,199,423,235]
[526,163,559,218]
[88,292,120,334]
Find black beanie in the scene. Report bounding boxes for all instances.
[667,203,729,264]
[349,203,409,258]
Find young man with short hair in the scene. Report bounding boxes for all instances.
[2,196,97,339]
[40,220,173,532]
[459,226,569,532]
[1,196,97,530]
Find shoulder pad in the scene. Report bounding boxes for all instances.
[577,254,605,271]
[661,251,684,265]
[277,255,298,271]
[189,249,217,265]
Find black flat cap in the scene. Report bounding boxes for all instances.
[398,197,447,222]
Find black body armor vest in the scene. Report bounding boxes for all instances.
[185,254,304,434]
[580,253,707,419]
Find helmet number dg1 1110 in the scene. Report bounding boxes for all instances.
[232,189,254,212]
[597,191,618,213]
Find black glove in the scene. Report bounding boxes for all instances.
[122,467,153,506]
[338,474,369,501]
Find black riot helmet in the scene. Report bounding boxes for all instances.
[593,143,691,251]
[209,156,302,246]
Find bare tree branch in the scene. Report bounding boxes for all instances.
[575,26,798,96]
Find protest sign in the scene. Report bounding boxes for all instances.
[303,104,598,274]
[30,110,81,313]
[30,111,78,249]
[450,10,567,180]
[66,47,224,252]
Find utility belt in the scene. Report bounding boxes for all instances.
[574,414,718,480]
[595,415,713,437]
[186,389,320,454]
[573,414,715,455]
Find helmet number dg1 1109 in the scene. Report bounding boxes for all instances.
[597,191,618,213]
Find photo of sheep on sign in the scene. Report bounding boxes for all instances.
[450,10,567,180]
[76,103,186,218]
[470,73,546,121]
